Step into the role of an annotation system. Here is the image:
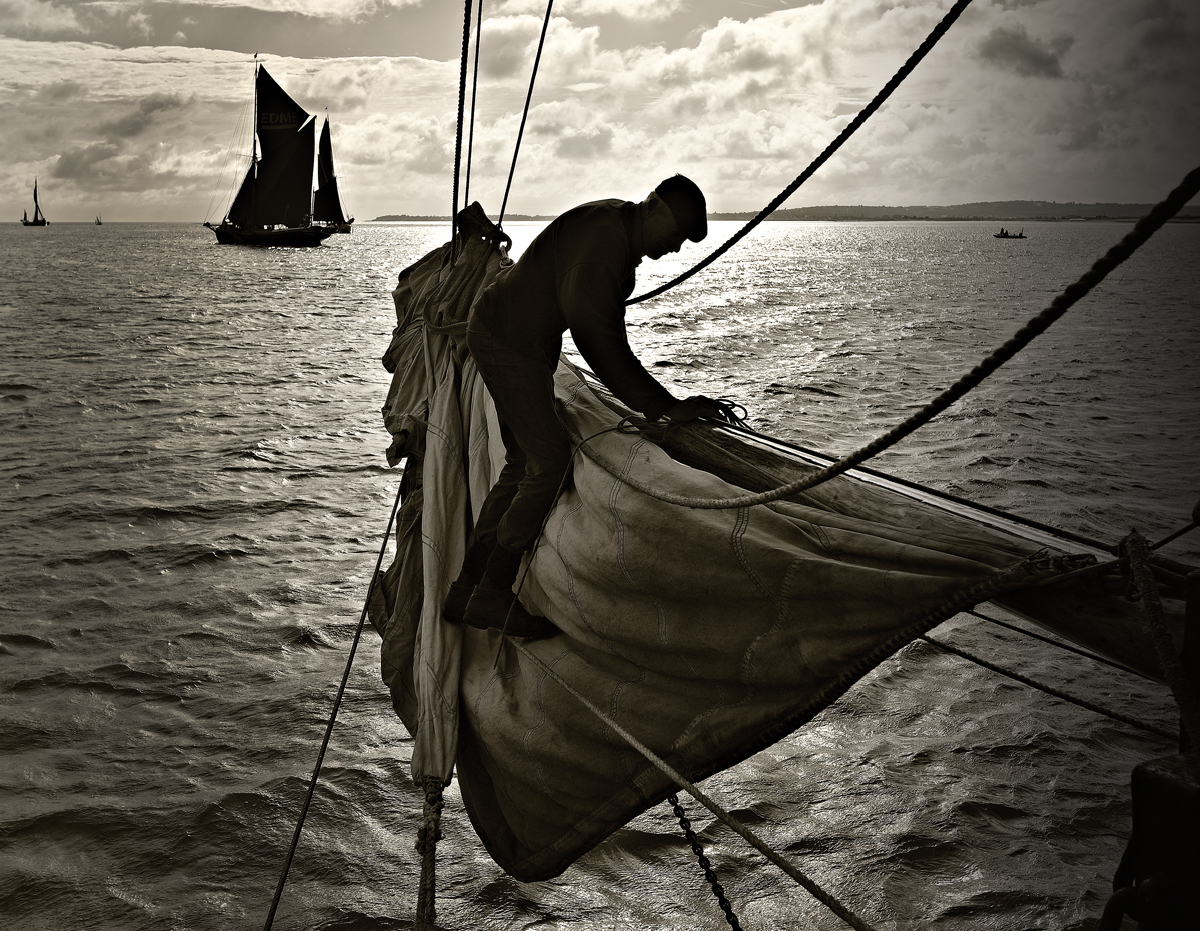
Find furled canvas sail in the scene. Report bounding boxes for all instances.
[313,118,346,225]
[368,207,1108,881]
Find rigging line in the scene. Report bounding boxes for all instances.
[919,635,1176,741]
[507,638,882,931]
[451,0,475,258]
[464,0,484,207]
[967,609,1151,682]
[262,478,406,931]
[498,0,554,227]
[627,0,976,306]
[578,162,1200,509]
[566,361,1114,553]
[1124,531,1200,746]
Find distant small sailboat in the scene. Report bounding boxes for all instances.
[994,227,1026,239]
[95,213,102,226]
[205,61,352,246]
[21,179,48,226]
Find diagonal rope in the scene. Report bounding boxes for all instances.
[920,635,1176,740]
[499,0,554,227]
[508,636,881,931]
[262,478,405,931]
[451,0,475,257]
[580,162,1200,509]
[967,609,1150,681]
[628,0,975,305]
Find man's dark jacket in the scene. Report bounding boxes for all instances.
[472,199,676,420]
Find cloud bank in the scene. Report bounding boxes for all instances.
[2,0,1196,221]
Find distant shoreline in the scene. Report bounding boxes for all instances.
[372,202,1200,223]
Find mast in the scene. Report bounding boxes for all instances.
[251,53,258,226]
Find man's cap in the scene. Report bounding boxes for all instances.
[654,174,707,242]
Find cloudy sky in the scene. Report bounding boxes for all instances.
[3,0,1197,222]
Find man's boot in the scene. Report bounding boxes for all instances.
[442,536,495,624]
[464,545,559,639]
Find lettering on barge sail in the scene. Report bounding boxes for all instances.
[260,109,304,129]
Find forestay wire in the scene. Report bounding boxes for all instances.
[499,0,555,227]
[627,0,976,306]
[464,0,485,207]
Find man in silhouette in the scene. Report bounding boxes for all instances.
[446,174,728,636]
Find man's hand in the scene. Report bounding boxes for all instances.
[663,395,733,423]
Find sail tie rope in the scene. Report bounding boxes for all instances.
[1123,530,1200,747]
[414,774,446,931]
[507,638,881,931]
[451,0,474,257]
[919,634,1176,741]
[577,163,1200,509]
[261,478,405,931]
[627,0,975,306]
[669,793,743,930]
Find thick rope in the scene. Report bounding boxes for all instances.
[669,793,743,930]
[451,0,474,257]
[262,479,405,931]
[508,638,880,931]
[920,635,1176,740]
[499,0,554,227]
[414,775,446,930]
[464,0,484,207]
[628,0,975,306]
[1123,531,1200,746]
[581,163,1200,509]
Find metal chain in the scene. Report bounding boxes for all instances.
[669,793,743,930]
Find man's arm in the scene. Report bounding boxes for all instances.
[561,263,678,420]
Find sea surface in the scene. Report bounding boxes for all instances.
[1,218,1197,931]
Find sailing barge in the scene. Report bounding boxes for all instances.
[21,179,47,226]
[206,64,352,247]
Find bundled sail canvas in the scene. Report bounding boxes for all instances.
[368,210,1091,881]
